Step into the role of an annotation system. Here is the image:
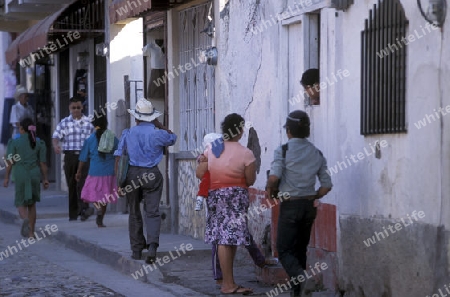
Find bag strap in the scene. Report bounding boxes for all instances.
[281,143,288,158]
[122,129,130,154]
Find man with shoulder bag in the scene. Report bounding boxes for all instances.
[266,110,332,297]
[114,98,176,264]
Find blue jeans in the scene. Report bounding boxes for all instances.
[276,199,317,293]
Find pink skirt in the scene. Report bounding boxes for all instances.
[81,175,118,204]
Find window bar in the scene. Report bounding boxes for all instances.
[388,0,395,132]
[394,2,401,132]
[361,27,366,134]
[375,0,381,133]
[369,8,375,134]
[398,2,407,132]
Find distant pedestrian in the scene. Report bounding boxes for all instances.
[196,113,255,295]
[75,114,119,228]
[114,98,176,263]
[10,85,34,137]
[3,118,49,238]
[52,96,94,221]
[266,110,332,297]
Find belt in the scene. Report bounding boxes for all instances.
[129,165,157,169]
[284,195,317,201]
[63,150,80,155]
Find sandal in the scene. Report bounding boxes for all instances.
[221,285,253,295]
[20,218,29,237]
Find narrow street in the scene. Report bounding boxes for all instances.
[0,221,177,297]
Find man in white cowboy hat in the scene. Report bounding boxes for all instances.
[114,98,177,263]
[10,85,34,136]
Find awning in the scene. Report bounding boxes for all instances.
[110,0,151,24]
[5,0,105,66]
[109,0,189,24]
[5,5,69,65]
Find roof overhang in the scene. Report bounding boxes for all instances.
[5,0,105,65]
[0,0,74,31]
[109,0,191,24]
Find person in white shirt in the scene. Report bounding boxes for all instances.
[10,86,34,137]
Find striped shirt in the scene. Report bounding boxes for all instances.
[52,115,94,151]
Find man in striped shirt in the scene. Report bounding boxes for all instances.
[52,96,95,221]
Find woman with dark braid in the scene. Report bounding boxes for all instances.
[3,118,49,238]
[76,114,118,227]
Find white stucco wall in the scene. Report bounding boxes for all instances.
[330,0,448,227]
[216,0,449,286]
[109,19,144,136]
[216,0,449,226]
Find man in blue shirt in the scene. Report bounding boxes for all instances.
[266,110,332,297]
[114,98,177,264]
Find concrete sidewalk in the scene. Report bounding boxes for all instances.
[0,182,291,297]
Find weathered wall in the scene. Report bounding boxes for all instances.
[170,0,450,294]
[333,1,450,296]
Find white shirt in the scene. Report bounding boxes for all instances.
[10,102,34,135]
[143,42,165,69]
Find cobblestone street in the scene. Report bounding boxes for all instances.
[0,221,178,297]
[0,242,124,297]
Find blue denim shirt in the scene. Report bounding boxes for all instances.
[270,138,332,197]
[114,122,177,168]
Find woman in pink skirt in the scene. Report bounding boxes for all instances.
[75,114,118,227]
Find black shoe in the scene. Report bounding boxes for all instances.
[145,243,157,264]
[96,214,106,227]
[69,218,77,221]
[80,207,94,221]
[131,251,142,260]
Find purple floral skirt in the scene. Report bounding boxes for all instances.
[204,187,251,246]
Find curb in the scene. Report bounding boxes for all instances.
[51,230,164,282]
[0,208,206,297]
[0,208,18,225]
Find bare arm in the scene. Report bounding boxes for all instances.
[196,160,208,179]
[40,162,50,189]
[75,161,85,182]
[244,161,256,187]
[52,138,61,154]
[3,162,13,187]
[265,174,280,199]
[315,187,331,199]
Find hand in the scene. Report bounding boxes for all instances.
[54,146,61,154]
[75,171,81,182]
[3,178,9,188]
[198,154,207,163]
[265,187,278,200]
[43,180,50,190]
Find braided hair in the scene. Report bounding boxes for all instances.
[93,114,108,158]
[20,118,36,149]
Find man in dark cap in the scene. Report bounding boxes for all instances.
[266,110,332,297]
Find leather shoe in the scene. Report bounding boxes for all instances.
[145,243,157,264]
[131,251,142,260]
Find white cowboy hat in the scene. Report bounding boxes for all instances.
[14,85,28,101]
[128,98,162,122]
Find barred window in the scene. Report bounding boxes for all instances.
[361,0,408,135]
[179,2,215,151]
